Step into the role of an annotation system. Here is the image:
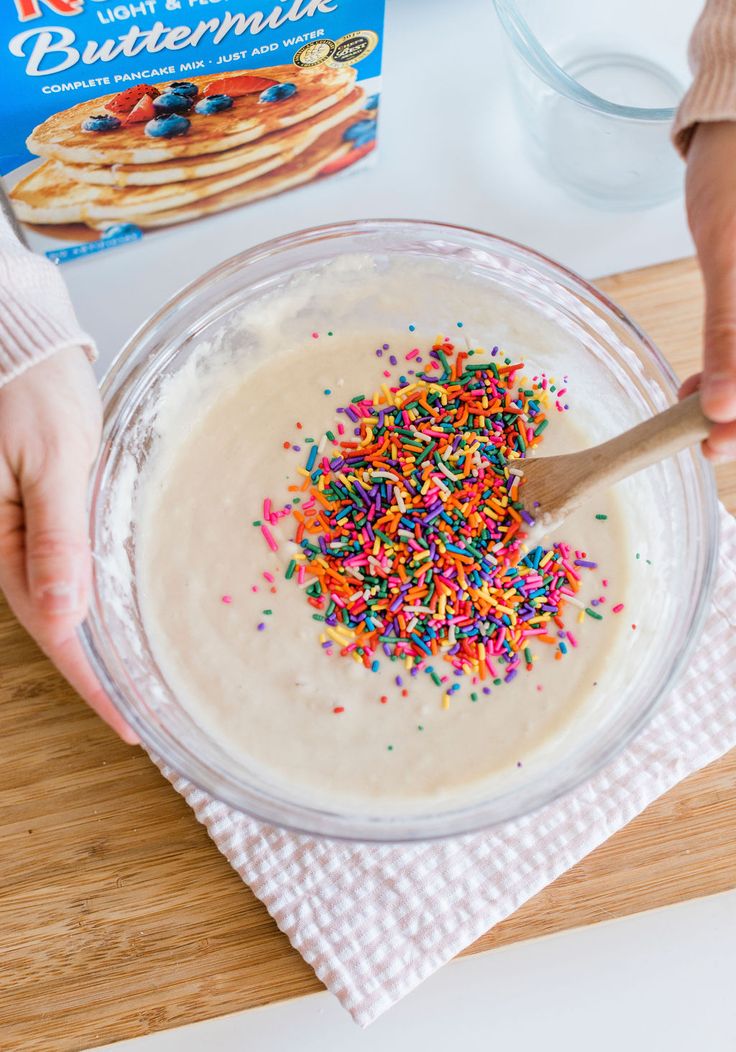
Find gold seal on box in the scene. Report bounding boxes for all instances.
[293,39,336,68]
[330,31,379,67]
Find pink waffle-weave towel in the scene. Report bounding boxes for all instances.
[156,505,736,1027]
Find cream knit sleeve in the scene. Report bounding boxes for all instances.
[673,0,736,156]
[0,203,96,388]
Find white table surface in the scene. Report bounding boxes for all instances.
[56,0,698,375]
[97,890,736,1052]
[64,0,734,1047]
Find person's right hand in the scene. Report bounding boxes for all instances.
[682,120,736,462]
[0,346,137,743]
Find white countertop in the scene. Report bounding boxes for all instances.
[66,1,734,1048]
[59,0,696,375]
[98,890,736,1052]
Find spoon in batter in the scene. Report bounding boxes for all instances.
[515,392,710,537]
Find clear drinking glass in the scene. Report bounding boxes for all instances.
[81,220,717,842]
[493,0,702,208]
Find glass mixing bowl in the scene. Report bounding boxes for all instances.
[81,219,717,841]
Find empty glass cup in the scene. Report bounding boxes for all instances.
[493,0,702,208]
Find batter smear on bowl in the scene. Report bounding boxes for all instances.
[138,320,633,811]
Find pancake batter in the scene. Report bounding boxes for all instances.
[138,314,635,813]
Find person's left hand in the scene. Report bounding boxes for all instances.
[0,346,138,743]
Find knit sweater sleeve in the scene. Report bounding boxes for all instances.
[673,0,736,156]
[0,204,96,387]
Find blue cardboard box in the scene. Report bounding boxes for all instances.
[1,0,384,261]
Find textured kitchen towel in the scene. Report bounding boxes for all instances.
[156,504,736,1028]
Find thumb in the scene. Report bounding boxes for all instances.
[700,267,736,423]
[22,442,91,640]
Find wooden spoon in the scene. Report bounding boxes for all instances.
[514,392,710,537]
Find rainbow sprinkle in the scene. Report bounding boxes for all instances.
[259,338,601,693]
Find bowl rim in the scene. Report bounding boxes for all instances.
[80,217,719,842]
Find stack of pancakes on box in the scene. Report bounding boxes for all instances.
[10,64,370,231]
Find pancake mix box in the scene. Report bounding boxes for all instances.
[0,0,384,262]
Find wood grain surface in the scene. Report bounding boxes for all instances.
[1,257,734,1052]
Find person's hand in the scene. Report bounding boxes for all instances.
[683,119,736,462]
[0,347,137,743]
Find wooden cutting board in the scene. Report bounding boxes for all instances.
[1,257,735,1052]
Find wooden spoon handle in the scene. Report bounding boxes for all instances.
[584,392,710,492]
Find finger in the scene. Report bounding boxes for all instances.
[21,440,91,642]
[700,266,736,422]
[51,632,140,745]
[14,447,139,744]
[678,372,702,400]
[0,533,139,745]
[704,419,736,462]
[675,375,735,460]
